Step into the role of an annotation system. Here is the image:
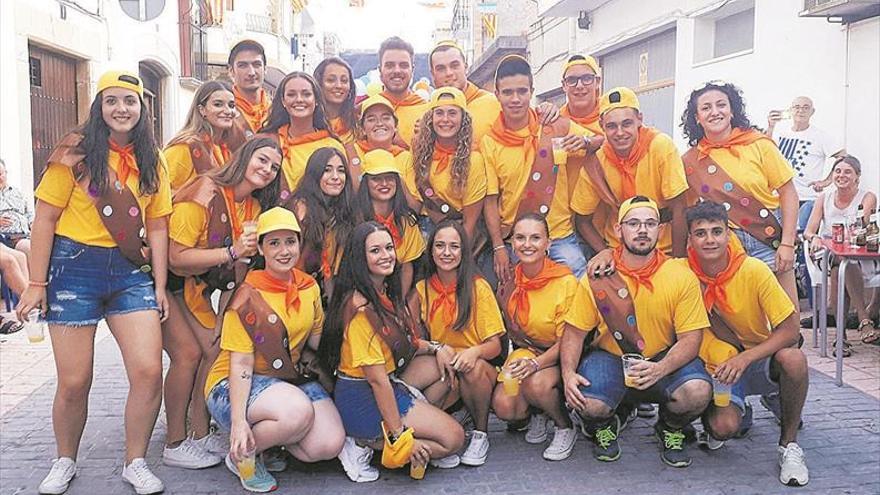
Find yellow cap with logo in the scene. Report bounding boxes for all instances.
[429,86,467,110]
[617,196,659,223]
[97,70,144,98]
[600,87,640,116]
[362,149,399,176]
[257,207,301,237]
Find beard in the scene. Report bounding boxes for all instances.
[623,236,657,256]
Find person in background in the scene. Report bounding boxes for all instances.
[227,39,271,151]
[315,57,359,146]
[0,158,35,257]
[0,244,27,334]
[377,36,429,148]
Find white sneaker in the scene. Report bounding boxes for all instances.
[778,442,809,486]
[163,437,223,469]
[524,413,550,444]
[38,457,76,494]
[122,458,165,494]
[193,430,229,456]
[697,430,725,451]
[429,453,461,469]
[451,408,475,432]
[543,427,577,461]
[460,430,489,466]
[338,437,379,483]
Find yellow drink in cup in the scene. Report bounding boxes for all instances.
[24,309,45,344]
[620,353,644,388]
[238,453,256,480]
[624,374,638,388]
[551,138,568,165]
[712,377,732,407]
[410,461,426,480]
[502,369,520,396]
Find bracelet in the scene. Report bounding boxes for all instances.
[528,358,540,372]
[493,244,506,252]
[779,242,795,249]
[226,245,238,263]
[427,340,443,355]
[28,280,48,288]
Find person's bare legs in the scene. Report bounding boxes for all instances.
[772,349,809,446]
[161,295,202,446]
[14,238,31,258]
[106,310,164,463]
[521,366,570,428]
[843,262,874,329]
[776,269,798,308]
[491,382,530,422]
[659,379,712,429]
[0,246,27,295]
[285,398,345,462]
[176,294,217,439]
[398,355,450,405]
[401,400,465,459]
[49,324,98,460]
[457,360,497,432]
[245,383,315,453]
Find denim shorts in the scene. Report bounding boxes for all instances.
[206,376,330,431]
[334,375,416,441]
[576,349,711,409]
[734,209,782,271]
[46,236,159,326]
[728,356,778,411]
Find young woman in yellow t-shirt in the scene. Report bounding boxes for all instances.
[17,70,171,494]
[412,219,504,466]
[164,80,236,191]
[490,213,580,462]
[288,146,356,300]
[163,137,282,467]
[355,149,425,296]
[205,207,344,492]
[260,72,345,194]
[318,221,464,483]
[314,57,358,145]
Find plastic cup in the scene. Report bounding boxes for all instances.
[621,353,645,388]
[24,309,45,344]
[409,461,426,480]
[713,378,732,407]
[551,137,568,165]
[237,451,256,481]
[242,220,258,236]
[502,368,520,397]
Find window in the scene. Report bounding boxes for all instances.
[29,57,42,87]
[693,1,755,64]
[119,0,166,21]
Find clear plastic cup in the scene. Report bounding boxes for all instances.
[551,137,568,165]
[409,461,426,479]
[24,309,45,344]
[237,451,256,481]
[502,368,520,397]
[713,377,732,407]
[621,353,645,388]
[242,220,258,236]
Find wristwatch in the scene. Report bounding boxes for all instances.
[427,341,443,355]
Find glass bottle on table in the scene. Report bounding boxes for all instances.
[866,209,879,253]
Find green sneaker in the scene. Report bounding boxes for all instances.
[591,416,621,462]
[655,422,691,468]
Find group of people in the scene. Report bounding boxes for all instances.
[14,33,877,495]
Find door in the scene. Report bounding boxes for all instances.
[29,45,79,187]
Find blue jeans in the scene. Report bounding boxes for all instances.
[728,356,779,411]
[797,200,814,232]
[734,209,783,271]
[46,236,159,326]
[206,376,330,431]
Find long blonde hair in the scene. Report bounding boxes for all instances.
[167,80,234,147]
[411,109,474,198]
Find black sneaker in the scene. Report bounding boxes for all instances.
[681,422,698,444]
[591,416,621,462]
[506,418,529,433]
[637,403,656,418]
[615,403,637,433]
[734,403,753,438]
[655,421,691,468]
[759,393,804,430]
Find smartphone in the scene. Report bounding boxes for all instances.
[780,109,792,120]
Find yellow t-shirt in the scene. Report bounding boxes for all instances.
[281,136,346,192]
[391,101,429,148]
[481,123,591,240]
[699,139,794,210]
[205,282,324,396]
[566,259,710,359]
[393,217,426,263]
[570,132,688,253]
[35,151,173,247]
[415,277,505,351]
[508,273,580,345]
[415,152,487,213]
[355,144,419,197]
[164,142,226,192]
[338,309,397,378]
[466,91,502,151]
[169,196,261,249]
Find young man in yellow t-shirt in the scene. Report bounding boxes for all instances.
[559,55,603,136]
[227,40,271,151]
[684,201,809,487]
[560,196,712,468]
[377,36,428,148]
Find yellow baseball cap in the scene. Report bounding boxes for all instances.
[430,40,466,61]
[562,55,600,77]
[362,149,400,176]
[600,87,640,116]
[429,86,467,110]
[360,94,395,116]
[257,207,301,237]
[97,70,144,98]
[618,196,659,223]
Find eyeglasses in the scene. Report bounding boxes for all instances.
[563,74,597,87]
[621,219,660,230]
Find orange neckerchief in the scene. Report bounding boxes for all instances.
[433,143,456,175]
[561,103,600,131]
[108,139,137,186]
[488,108,540,148]
[697,127,771,159]
[508,258,571,327]
[687,244,746,314]
[320,248,332,280]
[245,268,315,314]
[329,116,350,138]
[211,142,231,167]
[601,126,659,200]
[463,82,487,104]
[428,274,457,324]
[233,86,271,132]
[375,211,402,246]
[612,245,668,295]
[380,90,425,109]
[356,139,406,157]
[221,186,255,240]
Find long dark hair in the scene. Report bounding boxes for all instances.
[423,219,478,331]
[680,81,753,147]
[314,57,358,135]
[318,221,414,373]
[260,72,331,135]
[208,136,282,210]
[354,172,418,234]
[79,90,160,195]
[291,146,356,257]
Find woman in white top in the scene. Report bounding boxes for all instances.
[804,155,878,347]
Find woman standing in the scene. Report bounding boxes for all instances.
[164,81,236,191]
[681,81,799,303]
[411,87,486,241]
[163,137,282,469]
[413,219,504,466]
[260,72,345,199]
[18,71,171,494]
[205,207,345,492]
[314,57,358,146]
[318,222,464,483]
[355,149,425,296]
[490,214,580,462]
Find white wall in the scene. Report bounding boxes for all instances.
[844,17,880,187]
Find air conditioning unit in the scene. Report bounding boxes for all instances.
[801,0,880,22]
[577,11,590,30]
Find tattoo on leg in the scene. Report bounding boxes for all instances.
[240,370,252,381]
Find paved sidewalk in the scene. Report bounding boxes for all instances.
[1,322,878,495]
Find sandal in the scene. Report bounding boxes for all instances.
[832,340,853,358]
[0,318,22,335]
[858,319,880,345]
